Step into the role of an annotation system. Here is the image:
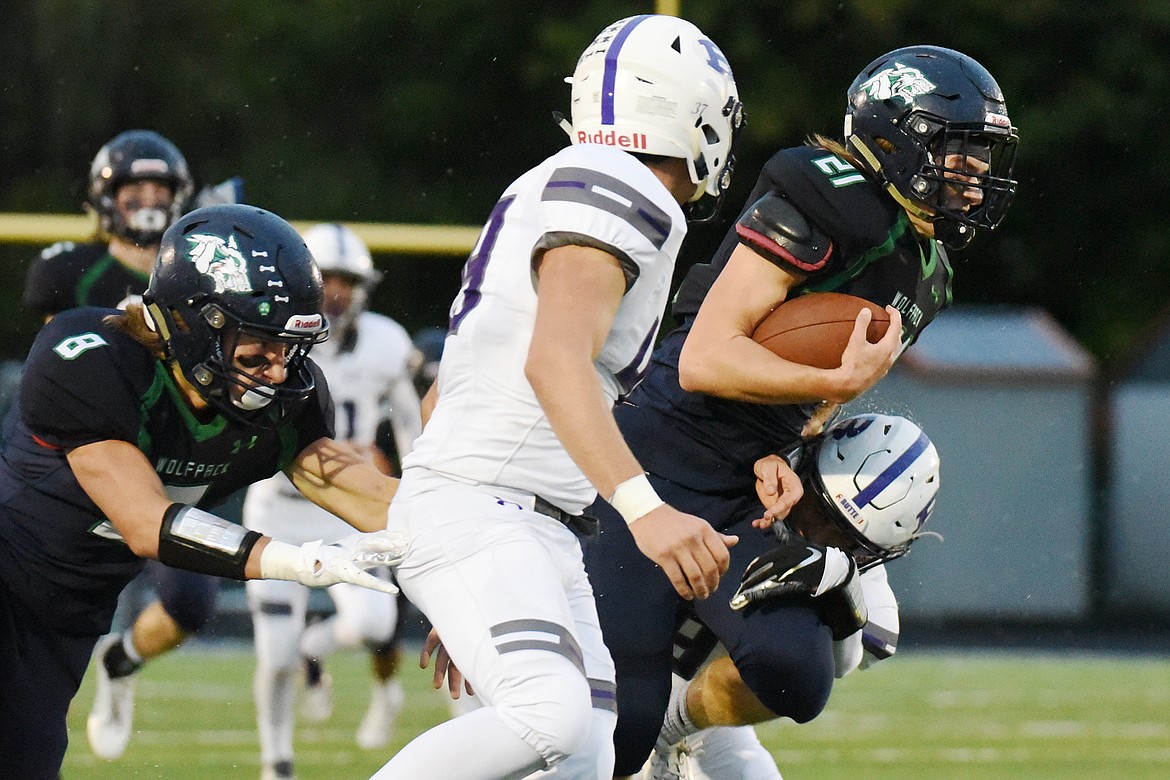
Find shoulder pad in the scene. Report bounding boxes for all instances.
[735,192,832,274]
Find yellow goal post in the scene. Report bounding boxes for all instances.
[0,212,481,256]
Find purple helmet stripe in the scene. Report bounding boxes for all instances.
[852,432,931,508]
[602,15,652,126]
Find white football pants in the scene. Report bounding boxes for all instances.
[371,475,616,779]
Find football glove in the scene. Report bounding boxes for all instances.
[260,530,409,594]
[730,540,868,640]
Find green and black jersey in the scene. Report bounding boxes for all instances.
[0,307,331,635]
[23,241,151,317]
[624,144,953,498]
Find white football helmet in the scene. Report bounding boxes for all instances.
[564,14,744,217]
[809,413,940,569]
[302,223,383,331]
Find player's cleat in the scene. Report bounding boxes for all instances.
[299,656,333,723]
[260,759,296,780]
[356,678,406,750]
[86,634,139,760]
[641,735,695,780]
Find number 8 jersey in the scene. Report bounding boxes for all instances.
[404,144,687,514]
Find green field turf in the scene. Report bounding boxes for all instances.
[61,643,1170,779]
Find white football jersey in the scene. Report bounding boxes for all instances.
[404,144,686,513]
[244,311,421,539]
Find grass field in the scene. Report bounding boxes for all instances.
[61,642,1170,779]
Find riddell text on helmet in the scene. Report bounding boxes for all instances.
[577,130,649,149]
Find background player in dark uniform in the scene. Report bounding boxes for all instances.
[24,129,197,319]
[581,45,1020,777]
[0,204,405,779]
[21,129,251,761]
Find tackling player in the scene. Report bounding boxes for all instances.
[243,223,422,780]
[370,14,744,779]
[581,45,1019,777]
[0,204,406,779]
[20,129,250,762]
[641,413,939,779]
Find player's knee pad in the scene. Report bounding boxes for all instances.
[155,568,220,633]
[491,657,595,766]
[610,653,674,777]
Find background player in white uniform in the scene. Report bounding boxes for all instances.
[371,14,744,780]
[641,414,940,780]
[244,224,422,780]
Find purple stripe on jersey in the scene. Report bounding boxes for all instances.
[636,207,669,243]
[615,316,660,394]
[545,179,587,189]
[851,432,931,508]
[449,195,515,334]
[602,15,652,126]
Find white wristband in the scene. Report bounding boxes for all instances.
[259,539,318,582]
[609,473,665,525]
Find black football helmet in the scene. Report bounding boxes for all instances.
[844,46,1019,249]
[88,130,195,246]
[143,204,329,426]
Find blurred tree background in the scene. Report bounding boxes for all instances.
[1,0,1168,369]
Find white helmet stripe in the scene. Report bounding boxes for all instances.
[851,431,931,508]
[601,14,652,125]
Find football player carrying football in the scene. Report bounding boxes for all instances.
[0,204,405,779]
[370,14,744,780]
[581,45,1018,778]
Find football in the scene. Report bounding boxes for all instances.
[751,292,891,369]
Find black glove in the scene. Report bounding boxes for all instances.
[730,539,868,640]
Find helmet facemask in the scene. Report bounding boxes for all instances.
[684,96,746,223]
[89,131,195,247]
[844,45,1019,249]
[903,117,1019,248]
[149,298,328,427]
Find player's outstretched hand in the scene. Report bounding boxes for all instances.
[628,505,737,600]
[752,453,804,529]
[420,628,475,699]
[260,530,409,594]
[833,305,902,402]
